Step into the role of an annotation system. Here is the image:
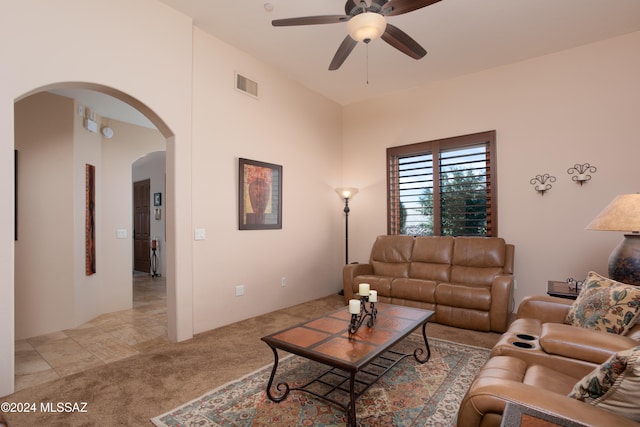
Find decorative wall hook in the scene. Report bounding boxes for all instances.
[567,163,597,186]
[530,174,556,195]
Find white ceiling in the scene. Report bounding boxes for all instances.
[49,0,640,126]
[157,0,640,106]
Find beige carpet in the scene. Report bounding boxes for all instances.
[1,294,503,426]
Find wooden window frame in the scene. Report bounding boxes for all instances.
[386,130,497,236]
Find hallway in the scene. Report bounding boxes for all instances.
[14,274,167,391]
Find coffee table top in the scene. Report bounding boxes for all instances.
[261,303,434,372]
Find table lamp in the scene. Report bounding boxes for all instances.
[585,194,640,285]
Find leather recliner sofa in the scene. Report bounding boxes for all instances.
[343,235,515,333]
[457,295,640,427]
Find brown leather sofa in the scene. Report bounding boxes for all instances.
[342,235,515,333]
[457,295,640,427]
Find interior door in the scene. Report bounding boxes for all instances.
[133,179,151,273]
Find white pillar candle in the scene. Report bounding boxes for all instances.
[359,283,370,296]
[369,290,377,303]
[349,299,361,314]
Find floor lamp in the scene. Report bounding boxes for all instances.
[336,187,358,264]
[586,194,640,285]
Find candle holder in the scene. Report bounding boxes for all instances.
[348,294,377,338]
[530,173,556,195]
[151,239,160,278]
[567,163,597,186]
[566,277,584,292]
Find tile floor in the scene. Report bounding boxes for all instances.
[14,273,168,392]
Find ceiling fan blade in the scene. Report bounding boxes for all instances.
[329,36,358,70]
[381,24,427,59]
[272,15,349,27]
[381,0,441,16]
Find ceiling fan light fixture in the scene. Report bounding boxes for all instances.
[347,12,387,43]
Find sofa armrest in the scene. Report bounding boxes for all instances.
[540,323,637,364]
[490,274,514,333]
[459,381,640,427]
[342,263,373,301]
[517,295,573,323]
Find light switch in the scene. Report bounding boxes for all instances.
[116,229,127,239]
[194,228,206,241]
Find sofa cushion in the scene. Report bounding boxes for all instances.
[435,283,491,310]
[408,236,453,281]
[369,235,414,278]
[565,271,640,335]
[569,345,640,421]
[450,237,506,286]
[391,278,437,303]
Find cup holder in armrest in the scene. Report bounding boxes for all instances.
[516,334,536,341]
[512,341,534,349]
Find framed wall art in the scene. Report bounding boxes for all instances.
[238,158,282,230]
[85,164,96,275]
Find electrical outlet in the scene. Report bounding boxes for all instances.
[281,277,286,287]
[235,285,245,296]
[513,279,518,289]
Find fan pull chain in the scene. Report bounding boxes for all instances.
[366,42,370,85]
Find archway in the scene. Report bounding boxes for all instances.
[12,82,179,390]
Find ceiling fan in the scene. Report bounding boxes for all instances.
[272,0,442,70]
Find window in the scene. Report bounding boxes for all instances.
[387,131,497,236]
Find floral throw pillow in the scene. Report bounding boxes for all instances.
[565,271,640,335]
[569,345,640,421]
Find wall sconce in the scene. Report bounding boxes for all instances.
[567,163,597,186]
[530,174,556,195]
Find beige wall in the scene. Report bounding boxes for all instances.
[100,120,166,310]
[14,93,76,340]
[72,95,104,331]
[190,29,344,333]
[342,31,640,307]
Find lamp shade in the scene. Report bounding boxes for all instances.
[586,194,640,232]
[336,187,358,200]
[347,12,387,43]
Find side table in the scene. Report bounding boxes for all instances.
[547,281,579,300]
[501,401,588,427]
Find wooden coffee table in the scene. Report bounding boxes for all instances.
[261,303,435,426]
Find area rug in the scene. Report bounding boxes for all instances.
[152,336,489,427]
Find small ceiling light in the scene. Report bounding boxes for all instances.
[347,12,387,43]
[264,3,274,12]
[101,126,114,139]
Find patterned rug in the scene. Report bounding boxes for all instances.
[152,336,489,427]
